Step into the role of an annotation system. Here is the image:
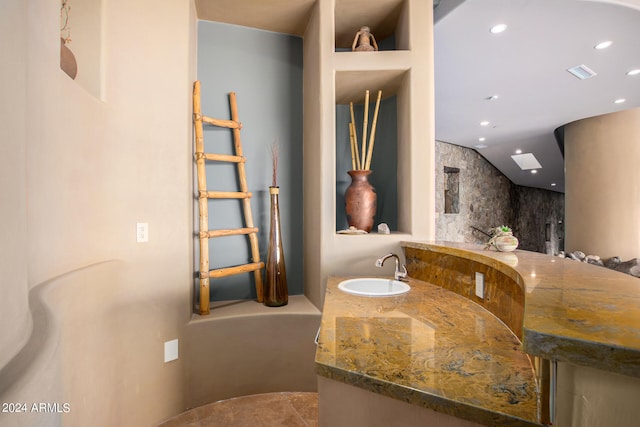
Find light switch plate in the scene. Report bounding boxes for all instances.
[164,339,178,363]
[475,272,485,299]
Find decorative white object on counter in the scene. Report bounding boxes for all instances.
[485,225,519,252]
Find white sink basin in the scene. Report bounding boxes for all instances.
[338,278,410,297]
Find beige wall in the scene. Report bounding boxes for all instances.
[557,362,640,427]
[318,376,483,427]
[0,0,31,371]
[0,0,197,425]
[302,1,325,308]
[564,107,640,260]
[183,298,320,409]
[303,0,435,309]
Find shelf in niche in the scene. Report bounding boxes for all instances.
[333,50,411,73]
[195,0,315,37]
[334,0,408,51]
[334,231,411,238]
[335,69,407,105]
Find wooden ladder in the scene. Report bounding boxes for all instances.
[193,80,264,315]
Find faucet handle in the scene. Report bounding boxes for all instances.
[395,264,408,281]
[376,253,408,281]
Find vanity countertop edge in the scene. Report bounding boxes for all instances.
[400,241,640,378]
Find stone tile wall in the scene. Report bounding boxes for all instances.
[435,141,564,254]
[512,186,564,255]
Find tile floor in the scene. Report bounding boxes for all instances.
[158,392,318,427]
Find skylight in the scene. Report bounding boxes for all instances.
[511,153,542,170]
[567,64,597,80]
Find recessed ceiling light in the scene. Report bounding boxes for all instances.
[627,69,640,76]
[614,98,626,104]
[594,41,613,50]
[478,137,486,142]
[515,149,522,154]
[531,170,538,174]
[475,144,488,149]
[480,121,490,126]
[487,95,499,101]
[490,24,507,34]
[551,183,557,187]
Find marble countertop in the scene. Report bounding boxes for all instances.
[401,241,640,378]
[315,276,544,426]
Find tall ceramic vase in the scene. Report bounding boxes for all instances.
[264,186,288,306]
[344,170,377,232]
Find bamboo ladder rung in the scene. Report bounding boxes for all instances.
[202,153,246,163]
[202,191,252,199]
[206,262,265,279]
[201,227,258,238]
[197,114,241,129]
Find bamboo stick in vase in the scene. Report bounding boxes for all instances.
[364,90,383,170]
[349,102,361,170]
[361,90,370,171]
[348,122,356,171]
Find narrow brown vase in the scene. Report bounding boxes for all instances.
[344,170,377,232]
[264,186,288,306]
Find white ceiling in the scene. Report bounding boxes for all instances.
[434,0,640,193]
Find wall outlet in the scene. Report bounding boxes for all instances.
[164,339,178,363]
[475,272,485,299]
[136,222,149,243]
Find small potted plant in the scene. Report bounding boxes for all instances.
[485,225,519,252]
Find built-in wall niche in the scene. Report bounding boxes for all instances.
[444,166,460,214]
[335,97,398,232]
[335,69,408,233]
[59,0,103,99]
[334,0,409,51]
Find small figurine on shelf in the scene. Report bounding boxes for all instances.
[352,26,379,52]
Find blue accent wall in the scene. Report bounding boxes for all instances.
[197,21,303,301]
